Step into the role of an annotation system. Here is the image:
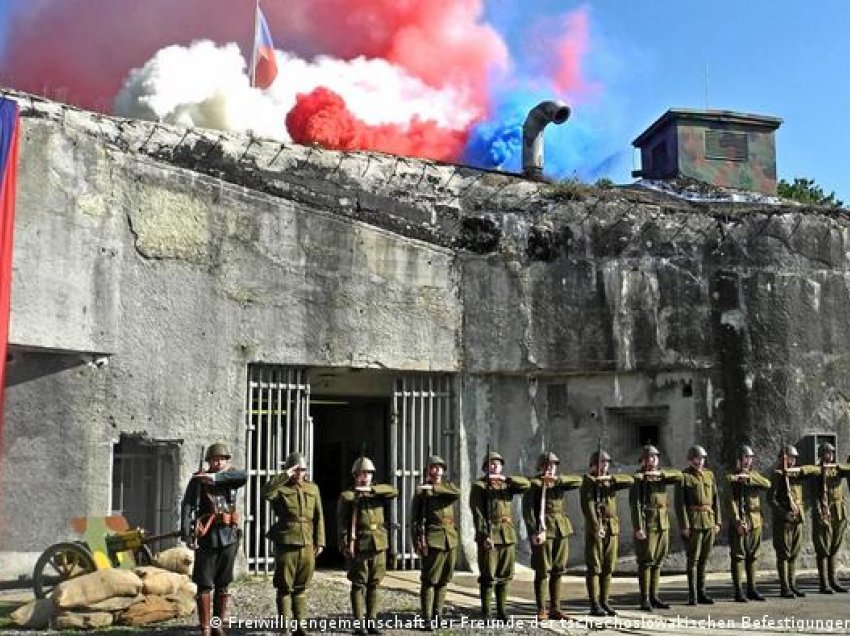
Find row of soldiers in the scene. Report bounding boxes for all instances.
[182,440,850,636]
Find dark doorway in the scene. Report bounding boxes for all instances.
[311,397,389,568]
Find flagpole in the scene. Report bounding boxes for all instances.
[249,0,259,88]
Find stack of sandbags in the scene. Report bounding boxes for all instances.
[10,565,198,630]
[153,546,194,575]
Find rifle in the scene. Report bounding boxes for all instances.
[736,447,749,533]
[779,434,797,517]
[538,462,548,539]
[348,442,367,558]
[186,445,206,548]
[485,443,493,541]
[415,444,431,556]
[595,434,606,540]
[820,450,832,524]
[638,448,649,538]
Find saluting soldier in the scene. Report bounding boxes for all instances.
[262,452,325,636]
[180,442,247,636]
[810,442,850,594]
[725,445,770,603]
[411,455,460,629]
[468,450,530,621]
[522,451,581,620]
[675,445,721,606]
[769,444,818,598]
[579,449,633,617]
[337,456,399,636]
[629,444,682,611]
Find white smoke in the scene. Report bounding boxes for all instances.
[114,40,478,141]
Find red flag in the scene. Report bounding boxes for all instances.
[252,6,278,89]
[0,96,20,520]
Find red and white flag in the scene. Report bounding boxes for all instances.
[251,5,278,89]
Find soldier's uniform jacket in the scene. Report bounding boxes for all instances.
[411,482,461,550]
[522,474,582,538]
[724,470,770,531]
[469,475,530,545]
[675,467,721,531]
[180,468,248,549]
[337,484,398,553]
[262,475,325,548]
[579,474,634,536]
[769,464,819,525]
[810,463,850,524]
[629,469,683,533]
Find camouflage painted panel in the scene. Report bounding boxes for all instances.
[70,515,137,570]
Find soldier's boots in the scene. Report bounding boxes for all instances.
[420,585,434,626]
[196,592,212,636]
[276,594,289,636]
[212,590,229,636]
[638,568,652,611]
[818,557,834,594]
[351,588,367,636]
[291,592,307,636]
[649,568,670,609]
[586,575,606,617]
[548,576,569,620]
[696,570,714,605]
[789,563,806,597]
[599,574,616,616]
[494,583,509,621]
[434,584,448,622]
[533,577,548,620]
[686,571,697,606]
[732,563,747,602]
[745,561,765,601]
[479,585,492,619]
[777,561,795,598]
[829,557,848,593]
[365,586,381,635]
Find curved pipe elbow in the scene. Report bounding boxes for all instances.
[522,100,571,180]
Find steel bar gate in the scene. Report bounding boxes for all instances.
[390,374,455,570]
[244,365,312,574]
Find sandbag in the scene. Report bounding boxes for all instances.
[134,566,190,595]
[153,546,194,575]
[10,598,56,629]
[117,595,178,626]
[165,591,196,617]
[54,610,114,629]
[83,593,144,612]
[51,568,143,609]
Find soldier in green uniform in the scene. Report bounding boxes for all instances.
[262,452,325,636]
[580,450,633,617]
[769,444,818,598]
[522,451,581,620]
[337,456,399,635]
[468,450,530,620]
[629,444,682,611]
[810,442,850,594]
[675,445,721,606]
[180,442,247,636]
[411,455,460,630]
[725,445,771,603]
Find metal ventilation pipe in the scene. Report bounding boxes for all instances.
[522,100,571,180]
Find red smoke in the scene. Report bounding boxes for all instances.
[0,0,505,112]
[286,88,468,162]
[552,10,592,96]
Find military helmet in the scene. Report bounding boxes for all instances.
[781,444,799,458]
[283,451,307,471]
[589,450,611,466]
[642,444,660,458]
[351,456,376,474]
[537,451,560,470]
[739,445,755,457]
[205,442,231,461]
[687,445,707,459]
[427,455,447,469]
[481,451,504,471]
[819,442,836,457]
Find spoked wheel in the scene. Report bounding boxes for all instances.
[33,542,97,598]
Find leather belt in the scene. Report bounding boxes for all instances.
[688,505,712,511]
[358,523,379,531]
[491,516,513,525]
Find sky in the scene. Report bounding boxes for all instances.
[0,0,847,202]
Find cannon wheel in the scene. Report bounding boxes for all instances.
[33,542,97,598]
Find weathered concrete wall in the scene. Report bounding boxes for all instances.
[4,92,850,576]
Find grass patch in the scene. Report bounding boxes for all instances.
[544,177,590,201]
